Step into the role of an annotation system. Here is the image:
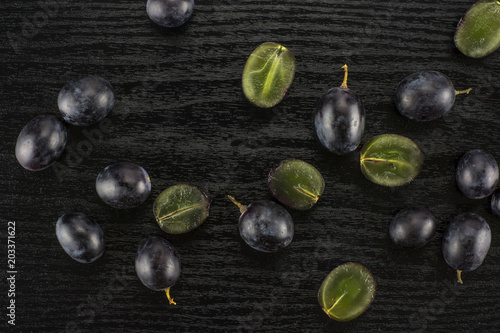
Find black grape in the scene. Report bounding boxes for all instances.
[147,0,194,28]
[135,237,181,304]
[229,197,294,253]
[96,162,151,209]
[314,65,365,155]
[389,206,437,248]
[491,189,500,216]
[442,213,491,284]
[56,213,105,263]
[456,149,499,199]
[15,115,67,171]
[395,71,469,121]
[58,76,115,126]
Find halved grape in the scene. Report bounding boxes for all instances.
[268,159,325,210]
[15,115,67,171]
[153,184,210,234]
[456,149,499,199]
[56,213,105,263]
[455,0,500,58]
[135,237,181,304]
[318,262,376,322]
[360,134,423,187]
[242,42,296,108]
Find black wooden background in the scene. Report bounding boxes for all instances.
[1,0,500,332]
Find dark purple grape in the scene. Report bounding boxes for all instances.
[15,115,67,171]
[135,237,181,304]
[389,206,437,248]
[442,213,491,284]
[314,65,365,155]
[456,149,499,199]
[58,76,115,126]
[395,71,470,121]
[96,162,151,209]
[56,213,105,263]
[147,0,194,28]
[491,189,500,216]
[229,196,294,252]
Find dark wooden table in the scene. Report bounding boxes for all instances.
[1,0,500,332]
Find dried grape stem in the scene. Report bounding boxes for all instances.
[165,287,176,305]
[340,64,348,89]
[455,88,472,95]
[227,195,247,213]
[457,270,463,285]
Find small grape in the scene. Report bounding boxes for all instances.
[389,206,437,248]
[395,71,470,121]
[135,237,181,304]
[55,213,105,263]
[442,213,491,284]
[58,76,115,126]
[15,115,67,171]
[456,149,499,199]
[228,196,294,253]
[491,189,500,216]
[314,65,365,155]
[147,0,194,28]
[96,162,151,209]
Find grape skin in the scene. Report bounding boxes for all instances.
[147,0,194,28]
[239,201,294,252]
[389,206,437,248]
[395,71,455,121]
[456,149,499,199]
[314,88,365,155]
[15,115,67,171]
[58,76,115,126]
[442,213,491,272]
[56,213,105,263]
[135,237,181,291]
[96,162,151,209]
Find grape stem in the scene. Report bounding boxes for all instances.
[165,287,176,305]
[455,88,472,95]
[457,270,463,285]
[227,195,248,213]
[340,64,348,89]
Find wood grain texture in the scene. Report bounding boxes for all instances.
[1,0,500,332]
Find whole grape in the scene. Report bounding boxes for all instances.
[96,162,151,209]
[147,0,194,28]
[491,189,500,216]
[58,76,115,126]
[56,213,105,263]
[389,206,437,248]
[135,237,181,304]
[456,149,499,199]
[15,115,67,171]
[442,213,491,284]
[395,71,469,121]
[229,196,294,252]
[315,65,365,155]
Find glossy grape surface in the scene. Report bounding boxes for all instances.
[135,237,181,291]
[242,42,296,108]
[455,0,500,58]
[318,262,376,322]
[96,162,151,209]
[491,189,500,216]
[15,115,67,171]
[239,200,294,252]
[56,213,105,263]
[154,184,210,234]
[395,71,456,121]
[58,76,115,126]
[360,134,423,187]
[389,206,437,248]
[442,213,491,273]
[314,88,365,155]
[456,149,499,199]
[147,0,194,28]
[268,159,325,210]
